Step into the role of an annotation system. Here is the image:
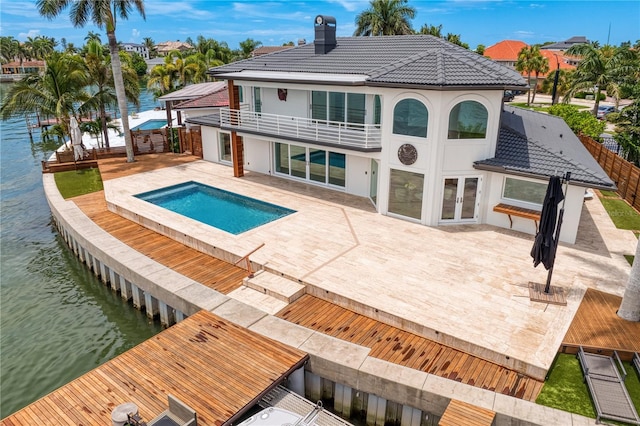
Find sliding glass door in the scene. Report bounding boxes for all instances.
[274,143,345,188]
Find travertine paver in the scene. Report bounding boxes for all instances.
[104,161,634,378]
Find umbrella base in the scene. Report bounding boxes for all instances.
[528,282,567,306]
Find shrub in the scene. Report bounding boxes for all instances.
[547,104,605,139]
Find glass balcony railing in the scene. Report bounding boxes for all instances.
[220,108,382,150]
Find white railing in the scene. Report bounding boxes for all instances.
[220,108,382,150]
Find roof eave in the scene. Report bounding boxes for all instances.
[473,163,616,191]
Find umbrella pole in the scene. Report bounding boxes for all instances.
[544,172,571,293]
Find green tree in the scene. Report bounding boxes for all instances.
[0,52,90,142]
[37,0,146,163]
[84,31,102,44]
[0,36,20,64]
[565,43,636,114]
[541,69,574,103]
[475,44,485,55]
[417,23,442,37]
[516,45,545,105]
[547,103,605,139]
[236,38,262,60]
[142,36,156,58]
[529,54,549,104]
[354,0,416,36]
[613,100,640,164]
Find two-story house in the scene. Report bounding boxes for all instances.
[188,15,612,244]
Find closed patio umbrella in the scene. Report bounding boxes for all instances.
[70,117,84,161]
[531,173,570,293]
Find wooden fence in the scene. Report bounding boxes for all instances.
[178,126,203,158]
[579,134,640,212]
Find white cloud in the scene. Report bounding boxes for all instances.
[145,1,214,20]
[325,0,369,12]
[18,29,41,39]
[132,28,140,38]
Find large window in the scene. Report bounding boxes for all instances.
[393,99,428,137]
[312,91,366,125]
[503,177,546,205]
[388,169,424,220]
[448,101,488,139]
[274,143,345,188]
[219,132,231,163]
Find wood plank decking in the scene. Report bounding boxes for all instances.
[276,295,544,401]
[439,399,496,426]
[562,288,640,354]
[72,191,248,295]
[1,310,308,426]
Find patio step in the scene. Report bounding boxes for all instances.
[227,286,288,316]
[244,270,306,303]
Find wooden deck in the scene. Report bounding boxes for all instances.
[1,310,308,426]
[562,288,640,354]
[72,191,247,294]
[438,399,496,426]
[276,295,544,401]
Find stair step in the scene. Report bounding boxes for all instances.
[227,286,288,315]
[244,271,305,303]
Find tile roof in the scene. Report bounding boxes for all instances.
[174,86,229,109]
[209,35,526,89]
[474,106,614,189]
[158,82,226,102]
[484,40,528,61]
[252,46,294,56]
[541,36,589,50]
[540,50,576,70]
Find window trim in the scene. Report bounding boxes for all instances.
[392,98,429,138]
[447,100,488,140]
[218,131,232,164]
[501,176,546,207]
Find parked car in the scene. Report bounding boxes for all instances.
[597,105,616,119]
[503,90,515,102]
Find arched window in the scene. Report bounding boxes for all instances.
[448,101,488,139]
[393,99,428,138]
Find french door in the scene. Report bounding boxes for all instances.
[440,176,481,222]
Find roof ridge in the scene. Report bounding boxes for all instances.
[367,48,436,79]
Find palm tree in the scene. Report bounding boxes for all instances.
[0,36,20,64]
[515,45,544,105]
[619,240,640,321]
[37,0,146,163]
[147,62,178,97]
[237,38,262,60]
[142,36,156,58]
[417,23,442,37]
[85,31,102,44]
[529,54,549,104]
[565,43,636,115]
[354,0,416,36]
[0,52,89,143]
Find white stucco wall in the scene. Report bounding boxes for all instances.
[243,137,271,174]
[483,173,584,244]
[201,126,219,163]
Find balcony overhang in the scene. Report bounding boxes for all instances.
[210,70,369,86]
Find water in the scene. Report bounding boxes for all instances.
[136,181,295,235]
[131,118,167,131]
[0,84,163,418]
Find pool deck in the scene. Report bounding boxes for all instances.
[104,160,635,380]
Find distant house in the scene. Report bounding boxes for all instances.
[188,15,612,244]
[155,41,193,56]
[541,36,589,51]
[122,43,149,60]
[1,60,45,75]
[484,40,575,72]
[251,46,294,57]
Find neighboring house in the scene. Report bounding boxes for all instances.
[189,15,613,244]
[1,59,45,75]
[251,46,294,57]
[122,42,149,60]
[541,36,589,51]
[158,81,227,126]
[155,41,194,56]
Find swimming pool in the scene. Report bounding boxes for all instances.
[131,119,166,131]
[135,181,295,234]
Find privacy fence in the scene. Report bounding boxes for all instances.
[579,134,640,212]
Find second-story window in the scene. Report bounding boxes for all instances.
[312,91,365,125]
[393,99,428,137]
[448,100,488,139]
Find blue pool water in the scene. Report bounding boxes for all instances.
[135,182,295,234]
[131,119,166,131]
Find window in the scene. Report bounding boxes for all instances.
[273,143,345,188]
[503,177,546,205]
[312,91,327,121]
[374,95,381,126]
[312,91,366,125]
[388,169,424,220]
[219,133,231,163]
[393,99,428,137]
[238,86,244,103]
[448,101,488,139]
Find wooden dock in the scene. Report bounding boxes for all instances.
[276,295,544,401]
[1,311,308,426]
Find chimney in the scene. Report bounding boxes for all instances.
[314,15,336,54]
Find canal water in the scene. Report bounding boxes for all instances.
[0,85,164,418]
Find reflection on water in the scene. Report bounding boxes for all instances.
[0,86,163,418]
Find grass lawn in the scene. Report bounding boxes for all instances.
[509,102,591,112]
[54,167,103,199]
[537,353,640,424]
[600,198,640,230]
[625,255,635,266]
[600,189,620,198]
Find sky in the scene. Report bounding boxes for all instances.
[1,0,639,51]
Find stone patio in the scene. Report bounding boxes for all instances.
[103,160,635,380]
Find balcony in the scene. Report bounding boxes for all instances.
[220,108,382,151]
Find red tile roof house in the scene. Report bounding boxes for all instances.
[186,15,613,245]
[484,40,576,91]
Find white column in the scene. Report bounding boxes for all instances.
[145,293,159,318]
[288,366,305,397]
[131,284,145,309]
[158,301,174,327]
[305,371,322,402]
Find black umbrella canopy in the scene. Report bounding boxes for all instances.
[531,176,565,270]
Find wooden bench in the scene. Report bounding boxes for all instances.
[493,203,541,232]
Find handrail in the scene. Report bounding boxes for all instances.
[220,108,382,149]
[234,243,265,278]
